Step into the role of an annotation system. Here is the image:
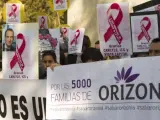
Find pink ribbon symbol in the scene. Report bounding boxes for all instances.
[10,33,26,72]
[40,17,45,29]
[56,0,63,4]
[9,4,17,18]
[63,28,67,34]
[138,17,151,42]
[71,30,80,45]
[104,3,123,45]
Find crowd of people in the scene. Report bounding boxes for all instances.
[39,35,160,79]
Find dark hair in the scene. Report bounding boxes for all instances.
[81,48,103,63]
[42,50,57,63]
[5,28,14,37]
[95,41,99,44]
[82,35,91,52]
[151,38,160,43]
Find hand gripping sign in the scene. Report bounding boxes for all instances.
[138,17,151,42]
[70,29,80,45]
[40,16,46,29]
[9,4,17,18]
[104,3,123,45]
[10,33,26,72]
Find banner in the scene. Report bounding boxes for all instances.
[0,80,46,120]
[97,3,132,57]
[2,23,39,79]
[47,56,160,120]
[130,11,160,52]
[38,16,48,29]
[39,29,60,63]
[68,28,85,54]
[6,3,21,23]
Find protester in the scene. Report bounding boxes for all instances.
[95,41,100,49]
[3,28,15,51]
[39,50,60,79]
[81,47,104,63]
[149,38,160,56]
[67,35,91,64]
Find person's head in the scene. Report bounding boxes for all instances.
[95,41,100,49]
[42,50,57,70]
[81,48,103,63]
[5,28,14,48]
[149,38,160,56]
[82,35,91,52]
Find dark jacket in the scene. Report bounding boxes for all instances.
[3,43,16,51]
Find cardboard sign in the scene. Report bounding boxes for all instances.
[53,0,68,11]
[97,3,132,57]
[38,16,48,29]
[6,3,21,23]
[68,28,85,54]
[39,29,60,63]
[47,56,160,120]
[2,23,39,79]
[130,11,160,52]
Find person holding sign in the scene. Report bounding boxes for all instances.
[39,50,60,79]
[149,38,160,56]
[3,28,16,51]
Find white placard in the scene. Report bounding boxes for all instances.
[0,80,46,120]
[131,14,159,52]
[6,3,21,23]
[53,0,67,11]
[47,56,160,120]
[137,4,160,12]
[39,29,60,63]
[97,3,132,57]
[2,23,39,79]
[38,16,48,29]
[68,28,85,54]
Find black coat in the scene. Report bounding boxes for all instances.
[3,43,16,51]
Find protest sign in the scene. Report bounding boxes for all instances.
[38,16,48,29]
[133,1,160,12]
[2,23,39,79]
[53,0,68,11]
[130,11,160,52]
[97,3,132,57]
[39,29,60,63]
[0,80,46,120]
[47,56,160,120]
[68,28,85,54]
[6,3,21,23]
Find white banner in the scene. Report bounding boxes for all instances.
[2,23,39,79]
[97,3,132,57]
[47,56,160,120]
[53,0,67,11]
[0,80,46,120]
[68,28,85,54]
[6,3,21,23]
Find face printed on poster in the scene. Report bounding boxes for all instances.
[2,23,39,79]
[68,28,85,54]
[53,0,67,11]
[38,16,48,29]
[131,13,159,52]
[97,3,132,57]
[6,3,21,23]
[39,29,60,63]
